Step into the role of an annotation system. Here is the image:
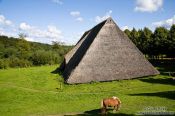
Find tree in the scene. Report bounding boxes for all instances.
[18,33,27,40]
[0,35,71,68]
[0,42,5,58]
[130,28,139,46]
[124,29,131,39]
[52,41,61,50]
[17,33,31,59]
[139,27,153,55]
[3,47,17,58]
[168,24,175,57]
[153,27,169,56]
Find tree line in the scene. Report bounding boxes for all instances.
[0,24,175,69]
[124,24,175,59]
[0,34,72,69]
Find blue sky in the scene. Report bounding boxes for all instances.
[0,0,175,45]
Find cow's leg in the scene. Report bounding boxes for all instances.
[113,105,119,112]
[116,104,120,111]
[101,106,106,114]
[113,106,117,113]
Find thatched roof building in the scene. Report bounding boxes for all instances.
[61,17,159,84]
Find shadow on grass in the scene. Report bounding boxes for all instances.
[129,90,175,100]
[51,66,63,75]
[150,60,175,76]
[139,78,175,86]
[64,109,134,116]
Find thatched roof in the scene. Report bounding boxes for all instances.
[61,17,159,84]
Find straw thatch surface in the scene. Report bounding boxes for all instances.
[61,17,159,84]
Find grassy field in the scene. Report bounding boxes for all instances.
[0,64,175,116]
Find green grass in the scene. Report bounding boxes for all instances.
[0,64,175,116]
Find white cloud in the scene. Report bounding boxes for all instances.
[19,22,32,30]
[5,20,12,26]
[152,15,175,28]
[70,11,80,17]
[95,10,112,23]
[76,17,83,22]
[19,22,63,42]
[70,11,84,22]
[0,15,15,37]
[25,37,34,42]
[0,28,5,35]
[0,13,64,44]
[0,28,17,37]
[52,0,63,5]
[47,25,63,39]
[135,0,163,12]
[0,15,12,26]
[121,26,131,31]
[64,31,84,45]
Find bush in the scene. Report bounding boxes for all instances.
[8,57,32,68]
[0,59,9,69]
[30,50,62,66]
[3,47,17,58]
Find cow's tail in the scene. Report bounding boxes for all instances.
[101,99,106,114]
[118,98,122,104]
[101,99,104,108]
[116,97,122,110]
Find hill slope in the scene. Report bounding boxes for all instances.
[0,35,72,68]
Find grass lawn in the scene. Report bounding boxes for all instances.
[0,64,175,116]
